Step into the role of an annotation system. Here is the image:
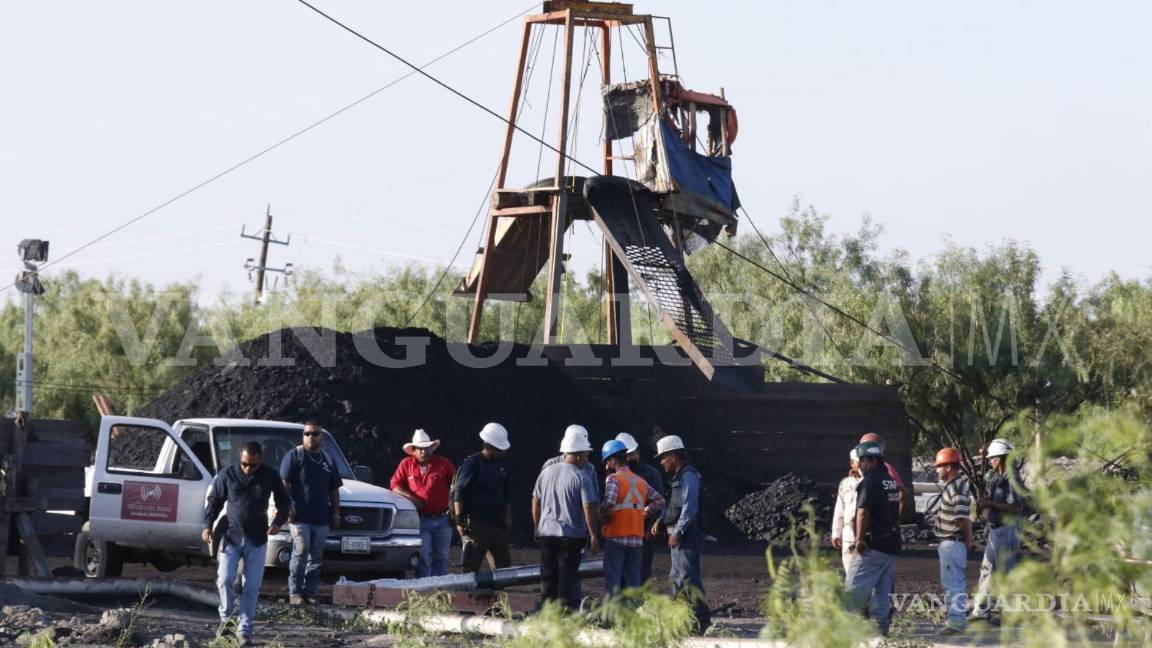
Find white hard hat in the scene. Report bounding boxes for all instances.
[616,432,639,454]
[559,428,593,454]
[479,422,510,450]
[986,438,1013,458]
[655,435,686,458]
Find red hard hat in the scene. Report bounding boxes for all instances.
[934,447,962,467]
[860,433,882,443]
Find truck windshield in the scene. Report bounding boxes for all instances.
[210,426,355,480]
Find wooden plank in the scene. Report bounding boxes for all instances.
[29,512,85,535]
[37,534,78,558]
[30,469,85,490]
[22,441,91,468]
[41,488,86,512]
[15,513,51,577]
[492,205,552,218]
[4,497,47,512]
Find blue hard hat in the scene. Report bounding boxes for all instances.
[601,439,628,462]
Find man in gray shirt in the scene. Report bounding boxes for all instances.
[532,428,600,610]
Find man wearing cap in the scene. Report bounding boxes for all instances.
[846,440,902,636]
[280,420,342,606]
[970,438,1022,624]
[831,448,862,575]
[532,428,600,610]
[453,423,513,573]
[599,439,665,597]
[933,447,973,636]
[616,432,665,584]
[390,429,455,578]
[654,435,710,632]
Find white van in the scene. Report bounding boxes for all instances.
[76,416,421,578]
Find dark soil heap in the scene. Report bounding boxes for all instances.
[724,473,833,543]
[141,327,616,541]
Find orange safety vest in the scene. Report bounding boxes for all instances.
[602,471,648,539]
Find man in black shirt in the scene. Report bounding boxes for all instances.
[203,442,289,646]
[453,422,513,573]
[845,440,902,636]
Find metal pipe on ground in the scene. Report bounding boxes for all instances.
[338,558,605,592]
[3,578,219,609]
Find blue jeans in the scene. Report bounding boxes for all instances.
[971,525,1020,618]
[670,527,710,630]
[289,523,327,597]
[938,540,968,630]
[846,548,897,633]
[603,540,643,597]
[418,515,452,578]
[217,537,266,639]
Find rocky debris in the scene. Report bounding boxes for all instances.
[724,473,833,543]
[147,632,197,648]
[3,606,49,645]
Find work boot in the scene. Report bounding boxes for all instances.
[215,619,235,638]
[237,636,252,647]
[289,593,306,606]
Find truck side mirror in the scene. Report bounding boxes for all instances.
[352,465,373,483]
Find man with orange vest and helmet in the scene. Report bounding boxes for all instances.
[932,447,973,636]
[598,439,666,597]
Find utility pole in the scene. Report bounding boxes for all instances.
[241,204,292,305]
[13,239,49,417]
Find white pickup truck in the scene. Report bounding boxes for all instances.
[74,416,421,578]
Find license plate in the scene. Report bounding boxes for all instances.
[340,536,371,554]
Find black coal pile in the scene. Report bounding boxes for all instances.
[724,473,833,543]
[140,327,617,542]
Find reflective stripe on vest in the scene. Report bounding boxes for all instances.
[603,471,647,539]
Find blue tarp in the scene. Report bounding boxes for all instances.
[659,120,739,215]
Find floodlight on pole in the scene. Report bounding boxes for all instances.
[14,239,48,415]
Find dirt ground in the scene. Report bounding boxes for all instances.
[1,542,1001,647]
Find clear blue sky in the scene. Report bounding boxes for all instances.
[1,1,1148,304]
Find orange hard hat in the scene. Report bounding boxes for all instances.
[934,447,962,467]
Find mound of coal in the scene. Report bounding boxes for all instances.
[140,326,617,542]
[724,473,833,543]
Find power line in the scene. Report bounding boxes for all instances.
[0,3,536,295]
[294,0,602,178]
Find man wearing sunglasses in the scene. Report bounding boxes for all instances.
[280,420,344,605]
[203,441,290,647]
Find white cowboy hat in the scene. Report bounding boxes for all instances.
[403,429,440,455]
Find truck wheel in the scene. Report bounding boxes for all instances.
[73,524,124,578]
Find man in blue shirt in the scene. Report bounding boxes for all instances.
[280,420,343,606]
[970,438,1023,625]
[203,442,289,647]
[655,435,710,633]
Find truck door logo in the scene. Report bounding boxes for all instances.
[121,481,179,522]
